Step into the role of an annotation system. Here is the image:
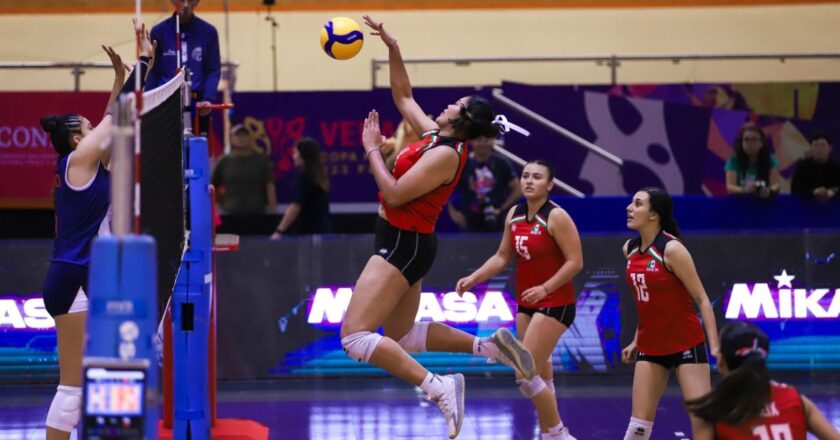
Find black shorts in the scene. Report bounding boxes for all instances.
[637,341,709,370]
[374,217,437,286]
[42,261,88,317]
[517,304,576,328]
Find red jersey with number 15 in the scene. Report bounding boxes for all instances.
[625,230,704,355]
[380,131,467,234]
[510,201,575,308]
[715,382,807,440]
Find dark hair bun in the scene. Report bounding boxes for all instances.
[40,115,61,133]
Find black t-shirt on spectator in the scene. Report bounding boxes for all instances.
[791,157,840,200]
[289,173,331,234]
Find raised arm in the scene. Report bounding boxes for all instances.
[455,206,518,295]
[665,241,719,356]
[363,15,437,136]
[102,45,127,118]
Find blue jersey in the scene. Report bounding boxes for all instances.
[53,154,110,266]
[147,14,221,103]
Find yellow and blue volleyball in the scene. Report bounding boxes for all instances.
[319,17,364,60]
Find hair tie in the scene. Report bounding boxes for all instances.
[734,338,767,358]
[492,114,530,136]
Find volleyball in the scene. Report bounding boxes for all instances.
[320,17,364,60]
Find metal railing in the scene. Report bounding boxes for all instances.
[0,61,239,92]
[371,52,840,88]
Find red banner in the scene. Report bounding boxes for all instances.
[0,92,109,208]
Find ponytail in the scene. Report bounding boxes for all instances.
[686,321,772,426]
[40,114,82,157]
[685,354,771,425]
[640,187,680,238]
[449,95,500,140]
[661,217,681,238]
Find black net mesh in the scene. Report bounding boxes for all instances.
[140,88,185,318]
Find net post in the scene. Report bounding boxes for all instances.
[111,95,135,237]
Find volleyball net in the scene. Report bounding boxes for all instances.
[138,71,187,316]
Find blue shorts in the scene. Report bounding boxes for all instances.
[42,261,88,317]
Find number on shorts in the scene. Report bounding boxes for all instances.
[631,273,649,302]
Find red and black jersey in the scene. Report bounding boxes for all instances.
[715,382,808,440]
[509,201,575,308]
[380,131,467,234]
[625,230,704,355]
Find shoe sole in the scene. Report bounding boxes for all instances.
[492,327,537,379]
[450,373,465,439]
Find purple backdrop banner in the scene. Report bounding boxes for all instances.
[228,84,840,204]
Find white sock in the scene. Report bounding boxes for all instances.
[472,337,481,355]
[419,372,445,398]
[624,417,653,440]
[548,422,565,435]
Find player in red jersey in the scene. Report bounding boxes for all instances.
[686,321,840,440]
[621,187,720,440]
[456,161,583,440]
[339,15,536,439]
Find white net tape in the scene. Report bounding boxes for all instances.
[141,70,185,116]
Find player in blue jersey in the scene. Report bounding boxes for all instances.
[38,23,153,440]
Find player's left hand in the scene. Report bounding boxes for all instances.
[521,285,548,304]
[362,15,398,47]
[102,45,126,80]
[362,109,387,156]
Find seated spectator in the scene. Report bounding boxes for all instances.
[212,124,277,216]
[725,123,781,198]
[271,138,331,239]
[448,136,521,231]
[791,131,840,202]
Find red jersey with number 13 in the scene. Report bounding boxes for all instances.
[510,201,575,308]
[625,230,704,355]
[715,382,807,440]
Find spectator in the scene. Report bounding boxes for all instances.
[448,136,521,231]
[791,132,840,202]
[211,124,276,216]
[725,124,781,198]
[382,117,422,170]
[147,0,221,132]
[271,138,331,238]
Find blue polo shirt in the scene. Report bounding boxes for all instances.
[147,14,221,103]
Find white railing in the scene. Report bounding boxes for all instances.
[0,61,238,92]
[371,52,840,88]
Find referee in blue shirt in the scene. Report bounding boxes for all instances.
[147,0,221,133]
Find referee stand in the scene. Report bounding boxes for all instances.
[158,100,267,439]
